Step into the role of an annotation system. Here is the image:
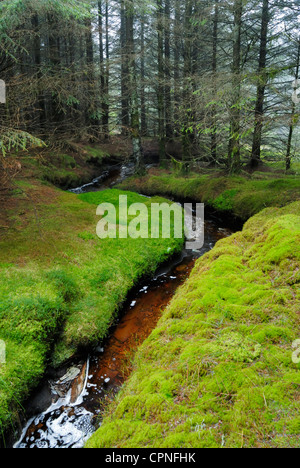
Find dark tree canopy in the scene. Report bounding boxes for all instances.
[0,0,299,172]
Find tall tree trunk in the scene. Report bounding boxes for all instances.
[251,0,269,168]
[102,0,110,138]
[98,0,105,135]
[67,31,79,128]
[47,13,63,132]
[140,16,147,136]
[182,0,193,162]
[85,16,98,137]
[31,14,46,133]
[125,1,145,175]
[228,0,242,173]
[173,0,181,137]
[211,0,219,165]
[164,0,172,140]
[157,0,166,165]
[286,39,300,171]
[121,0,130,135]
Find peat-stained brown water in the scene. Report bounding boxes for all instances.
[14,166,234,449]
[85,221,232,411]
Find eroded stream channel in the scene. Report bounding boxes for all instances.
[14,163,234,449]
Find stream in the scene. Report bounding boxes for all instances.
[14,162,234,449]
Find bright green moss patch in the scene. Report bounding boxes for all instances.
[119,173,300,221]
[86,201,300,449]
[0,269,69,431]
[0,186,184,435]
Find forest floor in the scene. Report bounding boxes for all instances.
[0,141,299,446]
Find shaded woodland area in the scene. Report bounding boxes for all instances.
[0,0,299,174]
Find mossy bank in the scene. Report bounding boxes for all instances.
[0,179,184,437]
[86,201,300,448]
[119,171,300,221]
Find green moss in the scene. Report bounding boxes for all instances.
[86,201,300,449]
[0,186,184,434]
[42,166,80,188]
[119,172,300,221]
[85,146,110,163]
[213,189,239,211]
[0,269,69,430]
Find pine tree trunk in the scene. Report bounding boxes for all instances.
[251,0,269,168]
[211,0,219,165]
[125,1,145,175]
[121,0,130,135]
[47,13,63,132]
[102,0,110,139]
[31,14,46,133]
[85,16,98,137]
[173,0,181,138]
[157,0,166,165]
[182,0,193,162]
[140,16,147,136]
[164,0,172,140]
[286,40,300,171]
[98,0,105,137]
[228,0,242,173]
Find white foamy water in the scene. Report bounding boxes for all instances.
[15,359,95,449]
[16,406,94,449]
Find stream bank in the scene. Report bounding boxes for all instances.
[86,200,300,449]
[118,171,300,222]
[0,161,182,442]
[5,159,298,448]
[13,166,234,448]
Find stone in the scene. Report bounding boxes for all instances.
[58,367,81,384]
[70,362,88,404]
